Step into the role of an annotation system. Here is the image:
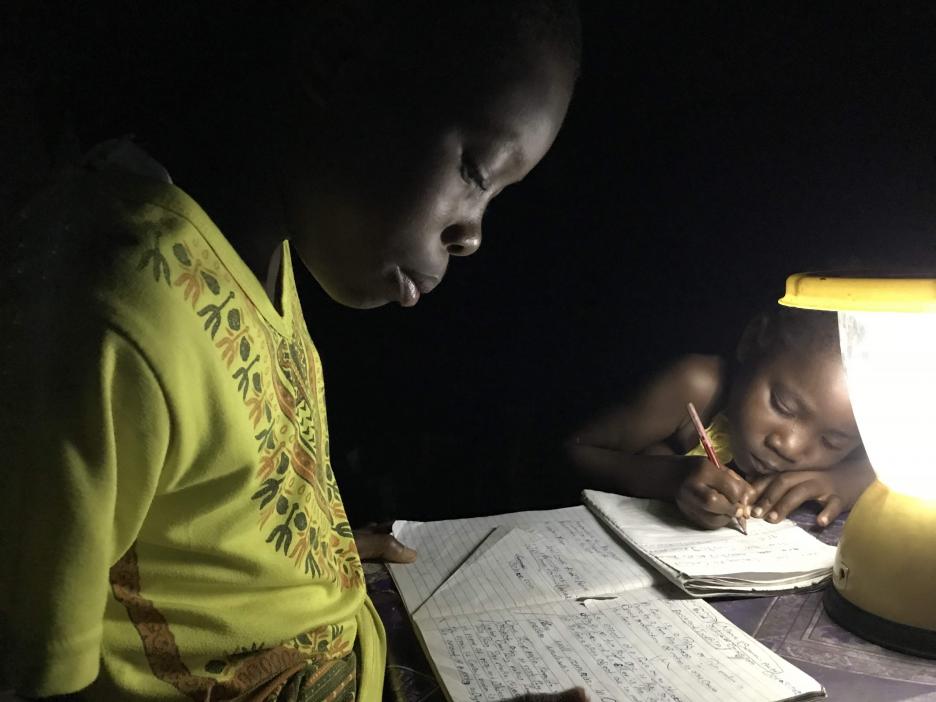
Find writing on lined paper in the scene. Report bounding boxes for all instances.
[416,592,816,702]
[390,505,589,611]
[420,524,657,618]
[390,500,824,702]
[583,490,834,578]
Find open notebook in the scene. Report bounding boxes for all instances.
[390,505,825,702]
[582,489,836,596]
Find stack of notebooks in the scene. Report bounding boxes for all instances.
[388,489,836,702]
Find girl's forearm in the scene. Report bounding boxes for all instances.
[566,442,695,500]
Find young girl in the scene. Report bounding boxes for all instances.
[0,3,584,701]
[568,306,876,530]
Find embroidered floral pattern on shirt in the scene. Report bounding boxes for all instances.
[132,226,362,672]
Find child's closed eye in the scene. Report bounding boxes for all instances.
[460,157,489,191]
[770,390,795,418]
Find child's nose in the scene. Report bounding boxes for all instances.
[441,221,481,257]
[766,430,801,464]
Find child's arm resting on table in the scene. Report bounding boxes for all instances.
[750,451,876,527]
[566,355,755,529]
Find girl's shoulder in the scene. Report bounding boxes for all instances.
[658,354,730,450]
[659,353,728,408]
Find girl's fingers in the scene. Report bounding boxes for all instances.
[763,482,817,522]
[678,486,732,528]
[816,495,843,527]
[690,483,737,516]
[680,464,754,527]
[749,476,773,505]
[752,475,795,517]
[710,471,755,507]
[681,484,738,528]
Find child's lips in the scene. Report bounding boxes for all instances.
[394,267,440,307]
[750,454,778,475]
[395,268,420,307]
[406,269,440,295]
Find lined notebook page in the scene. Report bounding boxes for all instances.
[420,525,659,618]
[389,506,586,612]
[393,504,824,702]
[583,490,834,577]
[414,587,823,702]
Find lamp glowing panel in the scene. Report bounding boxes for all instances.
[838,310,936,499]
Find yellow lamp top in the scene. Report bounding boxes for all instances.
[780,272,936,313]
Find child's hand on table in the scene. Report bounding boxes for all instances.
[676,456,756,529]
[353,522,417,563]
[750,459,875,527]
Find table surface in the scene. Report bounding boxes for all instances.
[365,507,936,702]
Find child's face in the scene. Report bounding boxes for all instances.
[726,347,863,479]
[282,47,575,309]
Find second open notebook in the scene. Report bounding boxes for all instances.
[390,499,827,702]
[582,489,836,596]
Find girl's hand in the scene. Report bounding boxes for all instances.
[675,457,756,529]
[353,522,417,563]
[750,460,875,527]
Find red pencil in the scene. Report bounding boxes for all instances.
[686,402,748,535]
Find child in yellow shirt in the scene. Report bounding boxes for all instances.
[569,307,875,530]
[0,3,582,701]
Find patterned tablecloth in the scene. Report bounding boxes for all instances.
[365,507,936,702]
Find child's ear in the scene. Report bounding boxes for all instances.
[736,311,774,363]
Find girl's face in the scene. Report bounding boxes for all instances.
[280,46,576,309]
[726,347,863,479]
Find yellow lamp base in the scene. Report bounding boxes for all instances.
[824,480,936,657]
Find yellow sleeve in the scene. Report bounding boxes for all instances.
[355,597,387,702]
[0,326,170,697]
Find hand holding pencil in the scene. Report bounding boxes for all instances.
[677,402,754,534]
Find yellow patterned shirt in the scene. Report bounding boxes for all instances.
[0,166,384,700]
[685,413,735,465]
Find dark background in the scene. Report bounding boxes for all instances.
[5,2,936,524]
[310,1,936,523]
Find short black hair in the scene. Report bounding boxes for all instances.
[754,306,841,360]
[40,1,581,155]
[398,0,583,76]
[305,1,582,66]
[287,0,582,126]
